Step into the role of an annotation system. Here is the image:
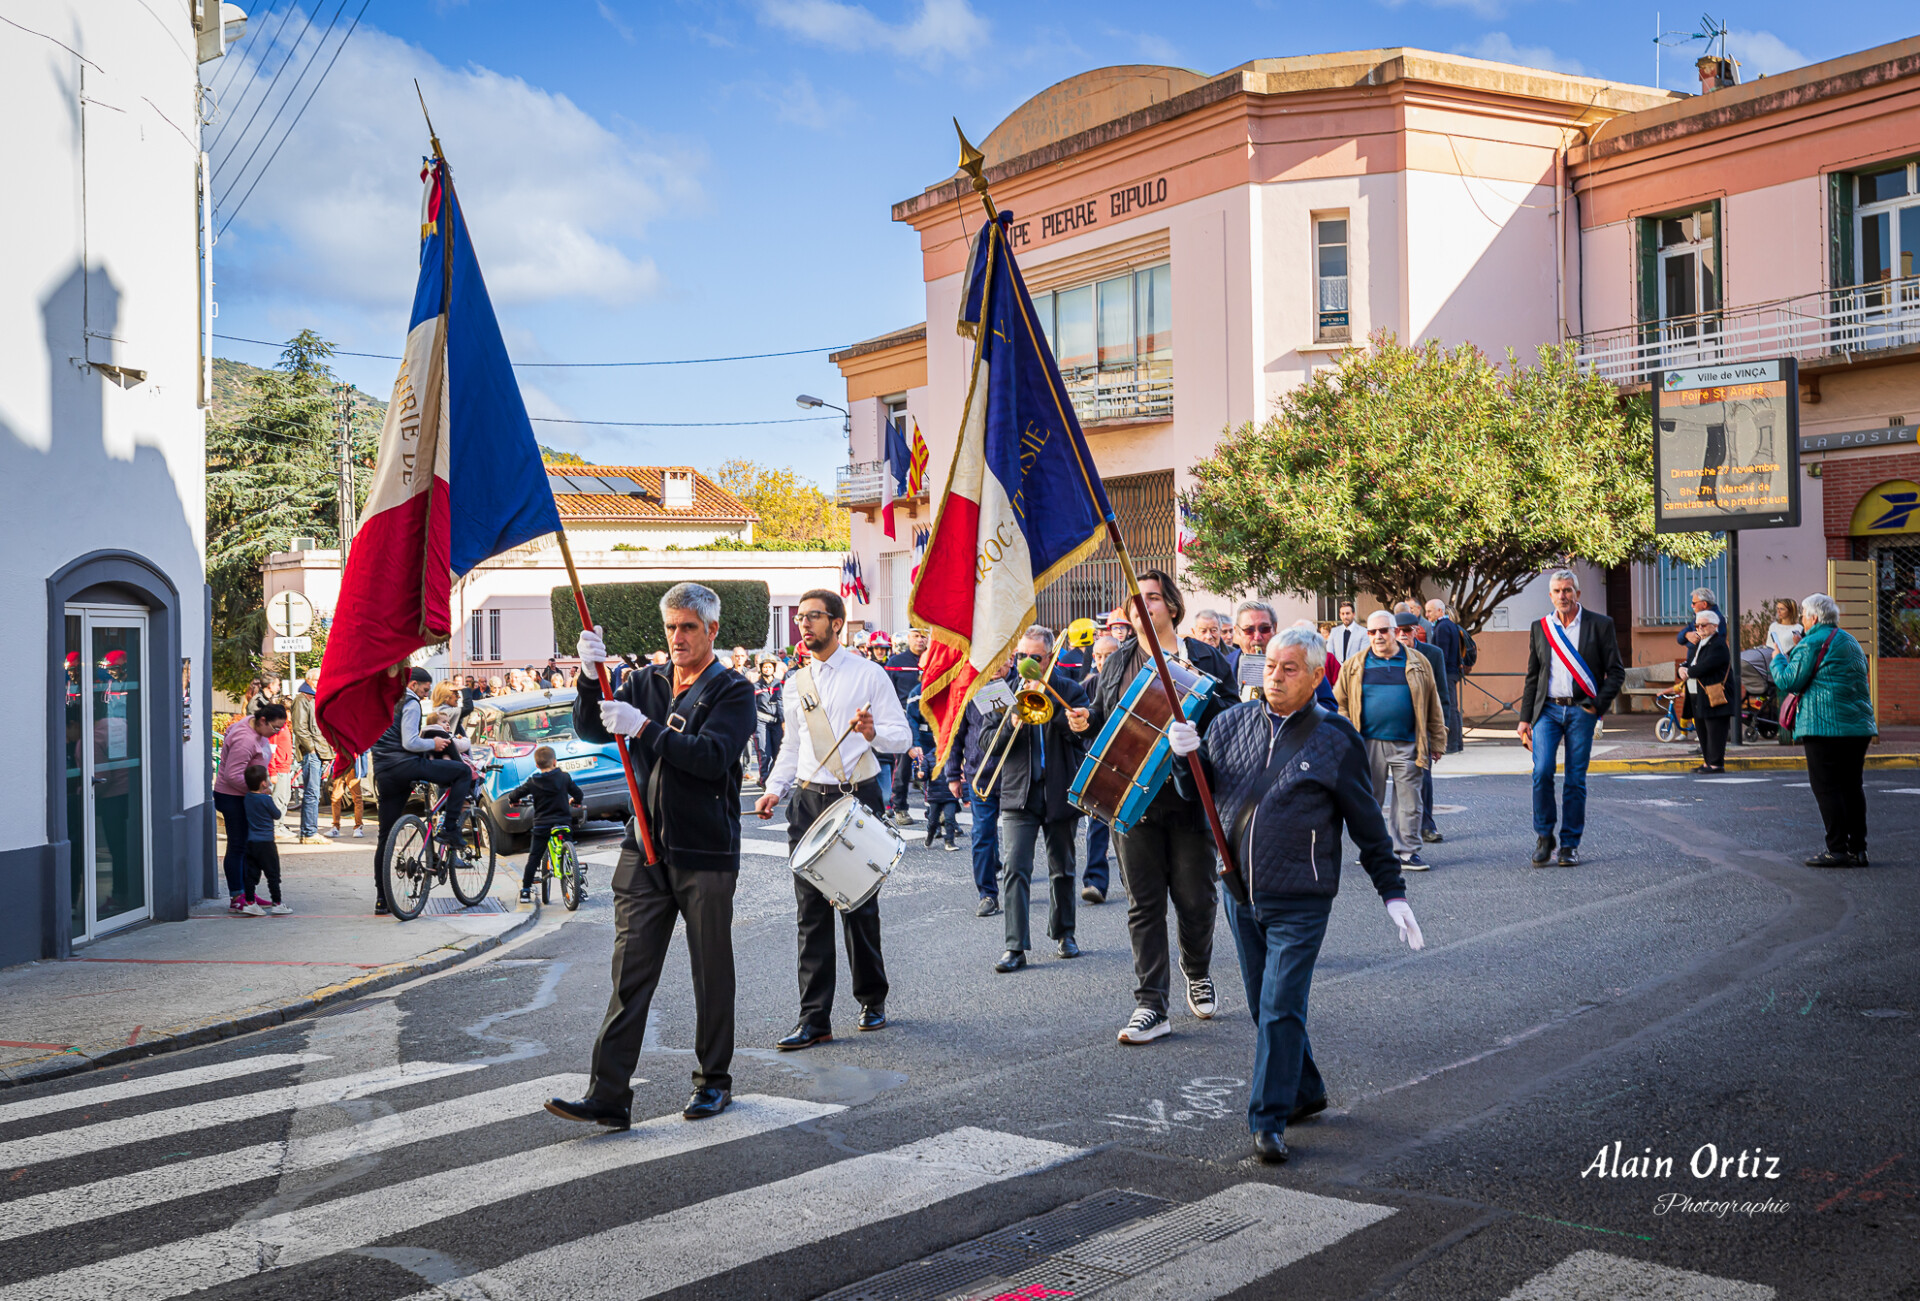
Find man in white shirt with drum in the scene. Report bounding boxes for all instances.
[756,588,914,1049]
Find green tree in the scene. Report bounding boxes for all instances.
[1181,334,1724,634]
[540,444,586,464]
[710,457,849,547]
[206,331,375,692]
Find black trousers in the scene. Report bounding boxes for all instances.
[1698,715,1730,769]
[1113,806,1218,1014]
[787,779,890,1029]
[589,846,737,1105]
[999,808,1077,952]
[1804,734,1872,855]
[373,754,475,899]
[243,840,282,903]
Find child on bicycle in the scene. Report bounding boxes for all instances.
[240,763,292,916]
[507,744,584,904]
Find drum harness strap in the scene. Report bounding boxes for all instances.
[791,663,879,793]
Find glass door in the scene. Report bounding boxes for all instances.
[65,608,151,941]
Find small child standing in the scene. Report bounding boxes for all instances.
[924,781,962,851]
[241,764,292,916]
[507,746,584,904]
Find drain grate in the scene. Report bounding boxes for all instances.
[817,1188,1256,1301]
[420,896,508,915]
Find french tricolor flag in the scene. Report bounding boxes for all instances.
[910,211,1113,765]
[316,150,561,765]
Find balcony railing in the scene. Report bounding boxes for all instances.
[834,460,886,508]
[1566,278,1920,387]
[1574,275,1920,385]
[1059,360,1174,424]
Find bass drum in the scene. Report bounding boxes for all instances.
[790,794,904,912]
[1069,658,1219,835]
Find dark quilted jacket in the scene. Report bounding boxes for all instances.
[1180,700,1407,902]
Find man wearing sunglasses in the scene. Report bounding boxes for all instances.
[1230,601,1278,701]
[1333,611,1446,869]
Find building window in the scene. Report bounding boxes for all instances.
[469,612,483,660]
[1314,216,1349,341]
[488,608,501,662]
[1029,262,1172,423]
[1642,542,1729,626]
[1856,160,1920,307]
[1656,208,1718,327]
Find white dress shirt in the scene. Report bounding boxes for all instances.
[1544,606,1583,699]
[1328,621,1367,664]
[765,645,914,800]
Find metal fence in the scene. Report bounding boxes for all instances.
[1573,275,1920,385]
[834,460,886,508]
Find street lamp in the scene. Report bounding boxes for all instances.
[796,393,851,439]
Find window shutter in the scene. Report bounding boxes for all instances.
[1636,217,1660,322]
[1829,172,1854,289]
[1710,199,1724,315]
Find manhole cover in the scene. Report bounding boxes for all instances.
[420,896,508,915]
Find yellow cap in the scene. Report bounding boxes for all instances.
[1066,617,1099,648]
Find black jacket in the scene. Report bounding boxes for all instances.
[1085,635,1236,827]
[883,649,921,710]
[754,677,785,727]
[574,658,756,871]
[944,680,1011,798]
[1429,618,1464,680]
[506,767,583,827]
[1685,633,1738,719]
[1521,609,1627,722]
[1055,645,1092,683]
[1178,702,1406,902]
[971,667,1089,820]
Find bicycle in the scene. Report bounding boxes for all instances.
[1653,687,1697,745]
[537,823,587,911]
[379,781,497,921]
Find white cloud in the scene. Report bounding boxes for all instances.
[1101,26,1182,66]
[1455,32,1585,76]
[1381,0,1513,21]
[596,0,636,43]
[758,0,989,63]
[209,15,701,312]
[759,73,856,129]
[1726,29,1810,77]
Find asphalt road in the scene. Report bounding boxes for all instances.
[2,770,1915,1300]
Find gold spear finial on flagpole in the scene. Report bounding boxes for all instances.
[953,119,997,221]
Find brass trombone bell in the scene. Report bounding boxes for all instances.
[1012,683,1055,725]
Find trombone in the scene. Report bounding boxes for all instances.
[971,643,1069,800]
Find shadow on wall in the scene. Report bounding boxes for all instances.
[1418,178,1559,358]
[0,263,205,965]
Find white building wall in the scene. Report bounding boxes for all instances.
[0,4,212,859]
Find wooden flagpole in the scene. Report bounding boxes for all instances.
[951,123,1240,897]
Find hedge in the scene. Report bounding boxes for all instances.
[550,580,772,656]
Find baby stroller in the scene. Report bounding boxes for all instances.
[1739,648,1782,743]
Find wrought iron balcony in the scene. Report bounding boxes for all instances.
[1059,360,1174,425]
[834,460,886,508]
[1573,275,1920,385]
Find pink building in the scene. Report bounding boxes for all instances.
[837,41,1920,715]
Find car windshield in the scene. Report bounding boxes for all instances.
[502,709,576,744]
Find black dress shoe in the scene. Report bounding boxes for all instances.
[1289,1096,1328,1124]
[682,1086,730,1120]
[1252,1131,1289,1163]
[1805,851,1855,868]
[776,1023,832,1050]
[857,1005,887,1032]
[1531,834,1555,866]
[1557,846,1581,866]
[544,1096,631,1130]
[993,949,1027,973]
[923,822,937,848]
[1852,852,1871,867]
[1056,935,1081,959]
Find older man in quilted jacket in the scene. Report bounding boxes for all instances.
[1168,626,1425,1166]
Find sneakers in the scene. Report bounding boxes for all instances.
[1081,886,1106,904]
[1399,853,1430,871]
[352,827,366,839]
[267,903,293,916]
[976,896,1001,917]
[1118,1007,1170,1044]
[228,895,247,916]
[943,840,959,852]
[240,901,269,917]
[520,887,533,903]
[1186,976,1217,1019]
[321,827,340,839]
[891,810,916,827]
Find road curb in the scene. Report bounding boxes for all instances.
[1586,753,1919,774]
[0,900,542,1091]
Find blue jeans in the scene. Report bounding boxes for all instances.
[214,791,249,898]
[969,794,1001,899]
[1224,892,1331,1134]
[299,751,324,837]
[1084,819,1110,895]
[1531,702,1599,846]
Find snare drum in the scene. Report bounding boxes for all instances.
[1068,659,1219,835]
[789,795,905,912]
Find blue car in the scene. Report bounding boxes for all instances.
[465,689,630,850]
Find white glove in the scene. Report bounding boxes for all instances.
[577,625,607,669]
[1167,719,1200,756]
[599,699,646,737]
[1386,899,1424,951]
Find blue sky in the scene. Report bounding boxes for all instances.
[205,1,1915,483]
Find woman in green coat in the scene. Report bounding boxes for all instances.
[1768,592,1877,867]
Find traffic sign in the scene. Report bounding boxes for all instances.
[267,591,315,637]
[273,635,313,653]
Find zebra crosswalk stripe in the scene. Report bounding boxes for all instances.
[0,1072,589,1239]
[0,1060,482,1171]
[0,1053,330,1125]
[0,1093,842,1301]
[1499,1249,1775,1300]
[399,1126,1081,1301]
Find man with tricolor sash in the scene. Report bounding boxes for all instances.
[1517,569,1626,866]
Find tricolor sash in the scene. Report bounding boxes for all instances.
[1541,614,1598,698]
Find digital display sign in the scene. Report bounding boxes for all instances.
[1653,358,1800,533]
